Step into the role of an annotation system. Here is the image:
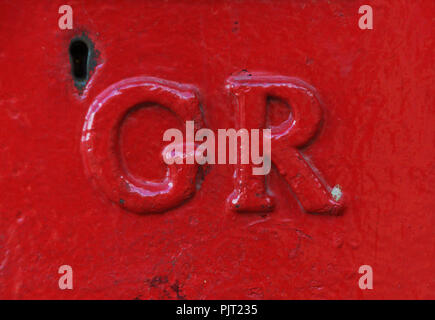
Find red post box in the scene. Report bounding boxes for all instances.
[0,0,433,300]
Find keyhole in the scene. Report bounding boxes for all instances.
[69,39,89,81]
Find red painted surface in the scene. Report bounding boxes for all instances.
[0,0,433,299]
[82,77,203,213]
[225,73,345,214]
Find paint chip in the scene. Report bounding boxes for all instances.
[331,185,342,201]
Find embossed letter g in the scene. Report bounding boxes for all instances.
[81,77,202,213]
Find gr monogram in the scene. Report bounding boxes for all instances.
[81,73,344,215]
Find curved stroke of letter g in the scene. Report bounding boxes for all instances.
[81,77,202,213]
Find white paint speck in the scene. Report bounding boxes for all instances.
[331,185,342,201]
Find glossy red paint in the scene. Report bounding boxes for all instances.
[225,73,345,214]
[0,0,433,299]
[82,77,203,213]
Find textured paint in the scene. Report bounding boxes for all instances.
[225,73,344,214]
[0,0,433,299]
[81,77,202,213]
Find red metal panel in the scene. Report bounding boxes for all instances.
[0,0,433,299]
